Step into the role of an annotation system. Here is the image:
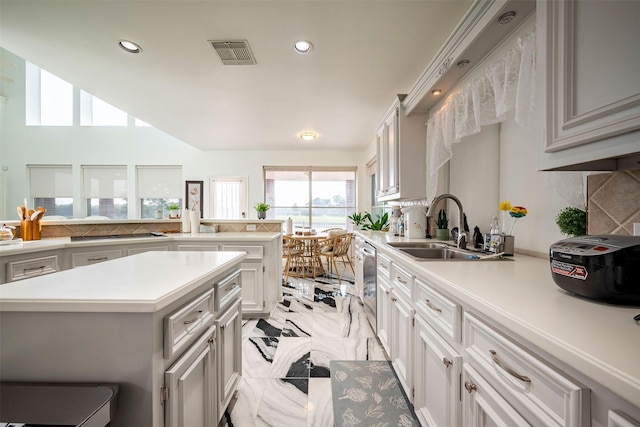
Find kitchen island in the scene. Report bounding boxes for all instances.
[0,250,247,426]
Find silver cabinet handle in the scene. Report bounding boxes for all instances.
[183,310,203,325]
[489,350,531,383]
[464,381,477,393]
[380,263,388,270]
[88,257,109,261]
[391,297,397,302]
[24,265,46,274]
[425,299,442,313]
[396,277,407,284]
[443,358,452,368]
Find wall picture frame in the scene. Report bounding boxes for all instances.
[185,180,204,218]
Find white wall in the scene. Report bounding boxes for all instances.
[0,48,370,220]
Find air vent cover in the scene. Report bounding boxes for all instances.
[209,40,256,65]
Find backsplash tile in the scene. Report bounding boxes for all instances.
[587,171,640,235]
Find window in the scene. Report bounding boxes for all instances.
[264,167,357,230]
[82,166,128,218]
[137,166,182,218]
[210,177,248,219]
[80,90,127,126]
[25,62,73,126]
[28,165,74,218]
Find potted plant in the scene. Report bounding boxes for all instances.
[362,212,389,231]
[436,208,449,240]
[347,212,366,229]
[255,202,270,219]
[166,202,181,219]
[555,207,587,237]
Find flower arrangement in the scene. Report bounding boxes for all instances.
[498,200,528,235]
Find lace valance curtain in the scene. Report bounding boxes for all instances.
[426,29,536,201]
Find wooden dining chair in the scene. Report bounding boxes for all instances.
[282,235,304,282]
[317,231,354,282]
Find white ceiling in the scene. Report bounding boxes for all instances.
[0,0,473,151]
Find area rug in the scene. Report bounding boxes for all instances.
[330,360,419,427]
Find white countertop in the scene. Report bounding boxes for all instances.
[0,251,246,313]
[357,231,640,409]
[0,232,281,256]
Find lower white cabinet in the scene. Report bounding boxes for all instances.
[236,260,263,315]
[414,313,461,427]
[389,288,414,401]
[462,363,531,426]
[377,276,392,355]
[354,236,364,300]
[164,325,218,427]
[216,297,242,419]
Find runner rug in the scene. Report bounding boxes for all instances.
[330,360,419,427]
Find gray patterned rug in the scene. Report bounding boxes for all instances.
[330,360,419,427]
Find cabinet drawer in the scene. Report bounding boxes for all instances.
[391,262,412,300]
[7,255,60,282]
[377,253,391,281]
[71,249,122,268]
[464,313,590,426]
[221,245,263,260]
[177,244,219,251]
[164,288,216,359]
[215,271,241,313]
[126,245,169,256]
[414,277,461,343]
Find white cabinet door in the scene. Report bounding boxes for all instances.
[389,289,414,401]
[462,363,531,427]
[384,108,399,196]
[237,260,263,315]
[376,125,387,198]
[376,276,392,356]
[164,325,217,427]
[414,314,461,427]
[216,298,242,419]
[538,0,640,170]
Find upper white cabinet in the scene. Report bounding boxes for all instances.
[537,0,640,170]
[376,95,427,201]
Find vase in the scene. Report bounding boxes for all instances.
[436,228,450,241]
[181,209,191,233]
[190,211,200,234]
[257,211,266,220]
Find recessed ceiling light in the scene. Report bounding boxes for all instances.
[294,40,313,54]
[300,131,317,141]
[118,40,142,53]
[432,89,442,96]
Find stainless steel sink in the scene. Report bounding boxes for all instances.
[387,242,447,249]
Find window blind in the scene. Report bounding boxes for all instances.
[82,165,128,198]
[29,165,73,197]
[136,166,182,198]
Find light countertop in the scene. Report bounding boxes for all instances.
[357,231,640,409]
[0,232,281,256]
[0,251,246,313]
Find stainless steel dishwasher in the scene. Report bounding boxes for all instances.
[362,241,377,331]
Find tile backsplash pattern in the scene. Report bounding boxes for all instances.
[587,171,640,235]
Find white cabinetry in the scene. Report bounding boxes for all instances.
[222,245,263,315]
[4,252,60,282]
[353,236,364,300]
[388,262,414,400]
[537,0,640,170]
[164,325,218,427]
[376,95,427,201]
[376,253,392,355]
[216,297,242,418]
[71,249,122,268]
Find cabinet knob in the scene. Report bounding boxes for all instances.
[208,337,214,345]
[464,381,477,394]
[443,358,452,368]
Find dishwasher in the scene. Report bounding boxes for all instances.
[362,241,377,332]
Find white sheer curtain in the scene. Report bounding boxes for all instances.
[426,29,537,201]
[211,178,247,219]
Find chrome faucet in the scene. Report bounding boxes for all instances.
[427,193,467,249]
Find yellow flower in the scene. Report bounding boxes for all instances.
[499,200,512,211]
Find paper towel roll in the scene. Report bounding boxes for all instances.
[181,209,190,233]
[286,217,293,235]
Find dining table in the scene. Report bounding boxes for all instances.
[286,232,327,278]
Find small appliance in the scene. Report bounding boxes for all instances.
[401,205,427,239]
[549,235,640,305]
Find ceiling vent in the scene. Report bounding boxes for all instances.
[209,40,257,65]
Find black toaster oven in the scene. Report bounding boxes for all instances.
[549,235,640,305]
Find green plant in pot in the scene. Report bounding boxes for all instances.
[347,212,366,229]
[362,212,389,231]
[255,202,270,220]
[166,202,181,219]
[436,208,450,240]
[555,207,587,237]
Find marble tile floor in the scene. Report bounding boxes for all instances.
[220,264,388,427]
